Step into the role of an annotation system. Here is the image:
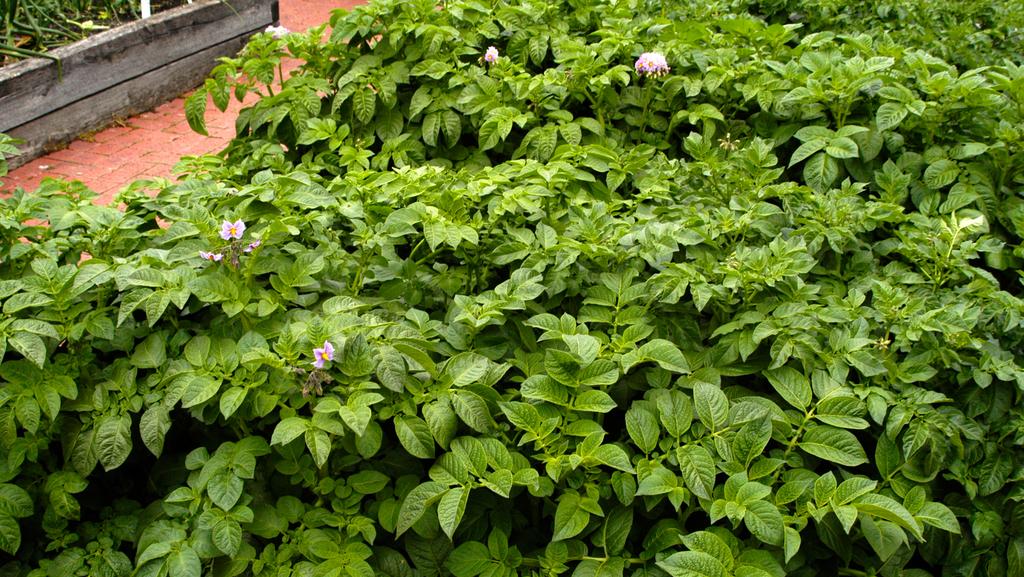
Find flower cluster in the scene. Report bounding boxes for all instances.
[635,51,670,77]
[483,46,499,64]
[265,25,290,39]
[199,218,261,266]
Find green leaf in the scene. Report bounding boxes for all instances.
[626,404,660,454]
[0,485,32,518]
[563,334,600,364]
[207,470,243,510]
[305,429,331,469]
[422,112,441,147]
[396,416,436,459]
[656,390,693,438]
[437,486,470,539]
[219,387,247,419]
[14,396,39,434]
[3,292,53,314]
[0,515,21,555]
[636,467,677,496]
[658,551,728,577]
[732,417,772,468]
[95,414,132,472]
[446,541,491,577]
[424,400,458,449]
[978,452,1013,496]
[832,477,877,505]
[451,390,493,433]
[923,159,959,189]
[598,507,633,556]
[783,527,800,563]
[552,493,590,541]
[169,546,201,577]
[131,333,166,369]
[180,375,221,409]
[353,88,377,124]
[854,493,923,540]
[409,86,433,119]
[744,500,784,546]
[677,445,716,500]
[915,502,960,534]
[138,541,174,569]
[575,390,618,413]
[764,366,811,411]
[184,88,209,135]
[803,152,840,191]
[681,532,733,570]
[212,518,242,557]
[396,482,447,536]
[799,425,867,467]
[341,334,377,377]
[789,139,826,167]
[622,339,689,373]
[815,396,869,429]
[49,490,79,520]
[1008,538,1024,577]
[860,517,906,562]
[349,470,390,494]
[694,383,729,432]
[9,333,45,368]
[825,137,859,159]
[592,444,635,473]
[140,405,171,457]
[270,417,308,446]
[446,353,489,387]
[441,111,462,145]
[338,404,373,436]
[875,102,907,132]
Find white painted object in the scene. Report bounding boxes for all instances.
[141,0,151,18]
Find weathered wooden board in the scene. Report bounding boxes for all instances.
[7,35,253,164]
[0,0,277,167]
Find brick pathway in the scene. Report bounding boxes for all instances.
[2,0,362,203]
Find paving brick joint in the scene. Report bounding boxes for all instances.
[2,0,362,204]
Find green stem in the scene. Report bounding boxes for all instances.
[772,410,813,483]
[639,81,653,139]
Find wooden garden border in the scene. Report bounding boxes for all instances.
[0,0,278,168]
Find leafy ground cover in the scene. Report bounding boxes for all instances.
[2,0,1024,576]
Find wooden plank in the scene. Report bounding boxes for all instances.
[0,0,273,132]
[6,33,255,168]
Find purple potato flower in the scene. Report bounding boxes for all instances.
[484,46,499,64]
[220,219,246,240]
[635,51,670,77]
[245,239,262,253]
[199,251,223,262]
[313,340,335,369]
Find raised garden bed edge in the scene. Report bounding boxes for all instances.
[0,0,279,169]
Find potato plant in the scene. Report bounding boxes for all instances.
[2,1,1024,576]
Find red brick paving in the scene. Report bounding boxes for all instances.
[2,0,364,204]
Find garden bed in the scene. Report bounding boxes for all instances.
[0,0,279,168]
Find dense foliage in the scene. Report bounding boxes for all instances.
[748,0,1024,69]
[3,0,1024,576]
